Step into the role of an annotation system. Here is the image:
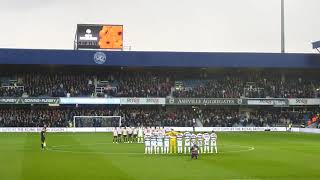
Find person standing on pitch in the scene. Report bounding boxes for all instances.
[156,132,164,154]
[288,122,293,132]
[133,127,138,143]
[151,127,155,135]
[197,132,204,153]
[40,125,47,150]
[177,133,183,154]
[191,133,197,146]
[164,134,170,154]
[144,134,151,154]
[122,127,128,143]
[160,126,166,136]
[138,126,144,143]
[151,134,157,154]
[117,127,122,143]
[203,132,210,153]
[184,132,191,154]
[155,126,160,134]
[127,126,133,143]
[113,127,118,144]
[166,129,178,154]
[210,131,218,153]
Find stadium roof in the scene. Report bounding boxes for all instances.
[0,48,319,68]
[312,41,320,49]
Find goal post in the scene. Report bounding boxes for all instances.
[73,116,122,128]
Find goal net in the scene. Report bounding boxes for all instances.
[73,116,122,128]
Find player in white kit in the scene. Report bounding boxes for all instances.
[191,133,197,146]
[197,133,203,153]
[151,127,155,135]
[176,133,183,154]
[164,135,170,154]
[144,134,151,154]
[184,132,191,154]
[210,131,218,153]
[133,127,138,143]
[122,127,128,143]
[112,127,118,143]
[127,127,133,143]
[117,127,122,143]
[156,133,164,154]
[138,126,144,143]
[153,127,159,136]
[160,127,165,136]
[203,132,210,153]
[145,127,151,137]
[150,134,157,154]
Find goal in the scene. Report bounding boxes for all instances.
[73,116,122,128]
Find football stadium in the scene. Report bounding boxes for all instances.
[1,1,320,180]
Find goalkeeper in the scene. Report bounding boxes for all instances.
[166,129,178,154]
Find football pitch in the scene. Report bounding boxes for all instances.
[0,132,319,180]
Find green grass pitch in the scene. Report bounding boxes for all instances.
[0,132,319,180]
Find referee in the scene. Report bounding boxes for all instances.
[41,125,47,149]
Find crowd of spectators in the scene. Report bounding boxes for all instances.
[1,71,320,98]
[173,72,320,98]
[120,107,315,128]
[120,107,197,127]
[1,72,173,98]
[115,72,172,97]
[0,87,23,97]
[21,72,95,97]
[173,77,242,98]
[0,107,69,127]
[0,106,115,127]
[0,106,312,128]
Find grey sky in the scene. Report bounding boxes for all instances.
[0,0,319,53]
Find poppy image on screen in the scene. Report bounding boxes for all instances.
[98,25,123,49]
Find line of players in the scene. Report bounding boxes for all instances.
[112,127,144,143]
[112,127,218,154]
[144,129,218,154]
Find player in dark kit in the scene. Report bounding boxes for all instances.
[41,126,47,149]
[191,144,199,160]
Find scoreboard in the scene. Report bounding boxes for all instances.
[76,24,123,50]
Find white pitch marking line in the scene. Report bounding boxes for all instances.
[50,142,114,148]
[47,148,143,155]
[47,143,255,155]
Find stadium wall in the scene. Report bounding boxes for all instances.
[2,97,320,106]
[0,48,320,68]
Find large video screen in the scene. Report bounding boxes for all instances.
[76,24,123,49]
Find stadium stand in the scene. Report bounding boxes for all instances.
[1,70,320,98]
[0,50,320,130]
[0,105,314,128]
